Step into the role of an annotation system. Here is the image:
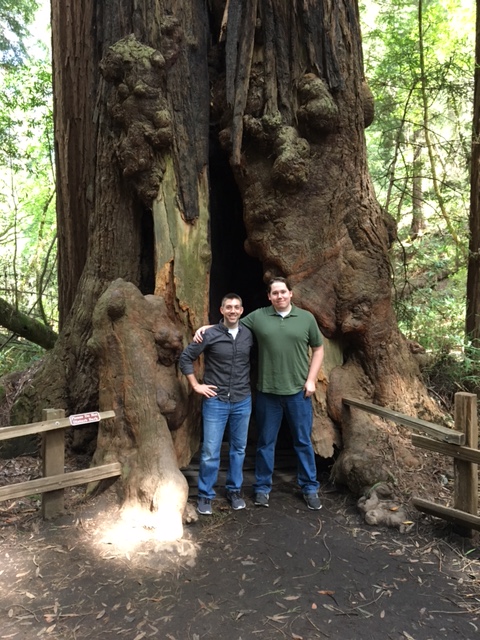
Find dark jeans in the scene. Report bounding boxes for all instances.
[253,390,319,495]
[198,396,252,499]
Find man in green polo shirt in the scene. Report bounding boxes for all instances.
[195,277,324,510]
[240,277,324,510]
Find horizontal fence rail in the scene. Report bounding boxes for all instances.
[342,396,464,445]
[0,410,115,441]
[0,463,122,501]
[411,499,480,531]
[411,435,480,465]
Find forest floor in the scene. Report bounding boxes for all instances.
[0,448,479,640]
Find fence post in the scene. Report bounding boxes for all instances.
[41,408,66,520]
[453,392,478,538]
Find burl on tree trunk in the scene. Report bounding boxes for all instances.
[210,1,442,493]
[88,279,195,541]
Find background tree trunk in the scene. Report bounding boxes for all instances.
[466,0,480,351]
[410,129,424,240]
[10,0,445,536]
[12,0,210,430]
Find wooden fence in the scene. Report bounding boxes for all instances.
[343,392,479,537]
[0,408,121,519]
[2,396,478,532]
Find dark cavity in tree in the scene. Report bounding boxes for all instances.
[208,132,264,321]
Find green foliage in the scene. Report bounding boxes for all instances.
[361,0,474,354]
[0,0,39,67]
[420,345,480,411]
[0,27,55,374]
[396,277,466,354]
[0,335,44,377]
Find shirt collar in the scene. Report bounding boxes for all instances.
[268,304,298,317]
[218,321,242,332]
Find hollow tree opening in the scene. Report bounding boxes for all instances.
[208,133,265,321]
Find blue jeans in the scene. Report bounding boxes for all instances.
[198,396,252,499]
[253,390,319,495]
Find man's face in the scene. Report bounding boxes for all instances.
[220,298,243,327]
[268,282,293,312]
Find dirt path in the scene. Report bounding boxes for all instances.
[1,460,479,640]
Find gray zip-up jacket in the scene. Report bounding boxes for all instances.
[179,323,253,402]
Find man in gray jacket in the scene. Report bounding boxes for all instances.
[179,293,253,515]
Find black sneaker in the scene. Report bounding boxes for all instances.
[197,497,213,515]
[227,491,246,510]
[304,493,322,511]
[254,492,270,507]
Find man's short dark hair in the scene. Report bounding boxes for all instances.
[221,293,243,306]
[267,277,292,292]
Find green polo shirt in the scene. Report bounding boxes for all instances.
[241,304,323,395]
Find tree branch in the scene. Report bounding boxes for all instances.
[0,297,57,350]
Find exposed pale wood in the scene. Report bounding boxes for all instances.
[0,411,115,441]
[343,397,464,444]
[0,463,122,502]
[219,0,230,42]
[42,408,66,519]
[230,0,258,166]
[453,392,478,537]
[413,498,480,531]
[412,434,480,464]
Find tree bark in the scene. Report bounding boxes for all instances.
[88,279,191,540]
[466,0,480,350]
[10,0,446,535]
[10,1,210,539]
[52,0,96,326]
[410,129,424,239]
[210,1,440,489]
[13,0,211,415]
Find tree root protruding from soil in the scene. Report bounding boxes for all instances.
[357,482,410,531]
[88,278,191,542]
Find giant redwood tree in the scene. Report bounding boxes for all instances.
[10,0,442,540]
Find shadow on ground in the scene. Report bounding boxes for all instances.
[1,452,479,640]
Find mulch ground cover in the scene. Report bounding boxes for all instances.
[1,456,479,640]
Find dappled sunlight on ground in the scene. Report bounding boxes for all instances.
[97,503,185,547]
[92,504,199,566]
